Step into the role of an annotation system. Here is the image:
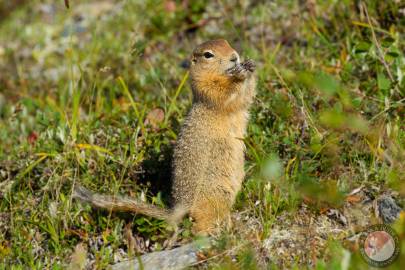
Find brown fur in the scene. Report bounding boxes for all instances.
[73,39,256,234]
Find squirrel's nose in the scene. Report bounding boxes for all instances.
[230,53,239,63]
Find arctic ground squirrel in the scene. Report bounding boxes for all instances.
[74,39,256,234]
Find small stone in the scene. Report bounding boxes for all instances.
[376,196,402,223]
[111,242,203,270]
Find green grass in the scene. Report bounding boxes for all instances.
[0,0,404,269]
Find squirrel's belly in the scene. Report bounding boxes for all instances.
[172,107,249,206]
[203,136,245,195]
[172,135,245,201]
[229,138,246,193]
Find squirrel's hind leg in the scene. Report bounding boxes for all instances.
[190,198,232,236]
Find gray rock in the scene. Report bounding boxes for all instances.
[110,240,209,270]
[377,196,402,223]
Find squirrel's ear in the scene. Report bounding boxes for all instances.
[181,59,191,69]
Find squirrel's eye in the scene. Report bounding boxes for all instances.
[203,52,214,59]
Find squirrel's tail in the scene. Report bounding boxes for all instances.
[73,185,172,220]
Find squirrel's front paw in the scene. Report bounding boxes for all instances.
[227,59,255,80]
[241,59,256,72]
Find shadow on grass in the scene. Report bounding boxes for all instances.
[138,143,174,207]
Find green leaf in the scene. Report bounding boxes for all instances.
[387,47,400,58]
[354,41,371,54]
[381,36,395,47]
[377,72,391,91]
[314,72,340,97]
[261,154,283,181]
[135,218,145,225]
[319,110,345,129]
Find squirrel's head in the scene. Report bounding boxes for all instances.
[190,39,240,78]
[189,39,255,111]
